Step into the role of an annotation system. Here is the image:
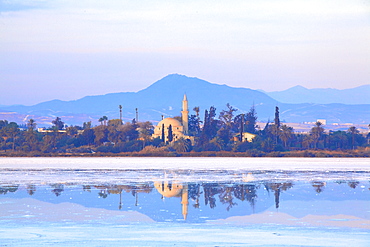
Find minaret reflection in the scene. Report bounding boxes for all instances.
[154,181,189,220]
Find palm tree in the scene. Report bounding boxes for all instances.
[27,119,36,131]
[172,137,191,152]
[279,124,293,148]
[347,126,359,150]
[193,107,200,117]
[102,116,108,126]
[98,117,104,125]
[310,121,324,149]
[99,116,108,126]
[52,117,64,130]
[5,123,20,151]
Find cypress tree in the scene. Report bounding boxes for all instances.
[168,124,173,143]
[274,106,280,128]
[161,124,165,142]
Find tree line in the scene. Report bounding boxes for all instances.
[0,104,369,156]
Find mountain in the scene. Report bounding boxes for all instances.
[264,85,370,104]
[0,74,369,126]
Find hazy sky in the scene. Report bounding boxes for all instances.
[1,0,369,105]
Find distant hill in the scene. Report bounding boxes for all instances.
[1,74,369,126]
[264,85,370,104]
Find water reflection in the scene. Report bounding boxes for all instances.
[1,170,369,229]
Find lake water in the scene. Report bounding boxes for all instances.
[0,157,369,246]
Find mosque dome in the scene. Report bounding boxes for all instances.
[157,118,182,128]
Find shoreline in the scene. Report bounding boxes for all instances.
[0,149,369,158]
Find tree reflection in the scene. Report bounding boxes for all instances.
[27,184,36,195]
[312,181,326,193]
[219,186,237,211]
[188,183,201,208]
[265,182,293,209]
[348,181,360,189]
[0,177,365,220]
[0,185,19,194]
[94,183,152,209]
[51,184,64,196]
[234,184,258,211]
[203,183,221,209]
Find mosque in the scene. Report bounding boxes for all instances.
[152,94,192,143]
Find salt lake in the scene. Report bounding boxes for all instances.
[0,157,369,246]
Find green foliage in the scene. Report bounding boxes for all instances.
[0,104,368,156]
[52,117,64,130]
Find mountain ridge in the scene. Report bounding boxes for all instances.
[264,84,370,104]
[0,74,369,126]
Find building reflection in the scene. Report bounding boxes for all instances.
[154,181,188,220]
[0,174,366,222]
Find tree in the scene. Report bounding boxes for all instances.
[168,124,173,143]
[189,107,201,137]
[347,126,360,150]
[94,125,109,145]
[274,106,280,128]
[83,121,91,130]
[52,117,64,130]
[279,124,293,148]
[66,126,79,137]
[218,104,237,146]
[138,121,154,147]
[245,105,258,134]
[219,103,237,129]
[328,131,349,149]
[27,119,37,131]
[272,106,281,145]
[200,106,218,145]
[99,116,108,126]
[24,129,39,151]
[117,122,139,142]
[0,120,8,129]
[3,122,20,151]
[193,106,200,117]
[172,137,191,152]
[80,128,95,146]
[108,119,123,127]
[310,121,325,149]
[161,123,165,142]
[188,114,201,136]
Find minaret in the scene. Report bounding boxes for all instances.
[181,94,189,135]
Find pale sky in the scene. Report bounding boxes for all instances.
[1,0,369,105]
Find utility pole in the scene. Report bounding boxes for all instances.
[119,105,122,121]
[135,108,138,122]
[240,114,244,142]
